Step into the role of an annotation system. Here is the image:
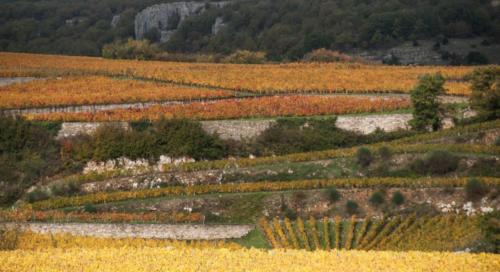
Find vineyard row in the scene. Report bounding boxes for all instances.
[30,177,500,210]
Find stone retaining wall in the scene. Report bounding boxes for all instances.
[0,77,40,86]
[56,113,417,140]
[2,222,253,240]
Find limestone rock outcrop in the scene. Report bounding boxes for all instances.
[135,1,229,42]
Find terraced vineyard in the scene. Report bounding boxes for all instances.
[1,52,499,271]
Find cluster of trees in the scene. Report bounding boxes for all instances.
[165,0,500,60]
[1,0,498,60]
[0,116,62,204]
[64,119,227,162]
[0,0,166,56]
[410,67,499,132]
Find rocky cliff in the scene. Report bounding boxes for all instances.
[135,1,229,42]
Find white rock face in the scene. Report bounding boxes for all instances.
[212,17,225,34]
[111,15,121,28]
[135,2,229,41]
[82,155,195,175]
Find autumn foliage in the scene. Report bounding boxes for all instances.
[0,52,473,96]
[0,76,234,108]
[26,95,411,121]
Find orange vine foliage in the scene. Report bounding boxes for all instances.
[0,52,475,95]
[0,76,234,108]
[26,95,411,121]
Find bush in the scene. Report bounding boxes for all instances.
[479,211,500,253]
[391,191,405,206]
[51,181,80,197]
[465,51,489,65]
[465,178,489,200]
[378,146,392,160]
[302,48,356,63]
[369,191,385,207]
[292,191,307,208]
[283,206,298,220]
[83,204,98,213]
[256,117,362,156]
[356,147,373,167]
[410,73,445,131]
[26,188,50,203]
[469,67,500,121]
[68,119,228,162]
[222,50,267,64]
[102,39,160,60]
[326,187,341,203]
[0,115,61,205]
[345,200,359,214]
[410,151,459,175]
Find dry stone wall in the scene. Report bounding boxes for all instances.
[3,222,253,240]
[0,77,40,86]
[56,113,417,140]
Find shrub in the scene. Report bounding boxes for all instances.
[302,49,355,63]
[465,51,489,65]
[469,67,500,121]
[68,119,227,162]
[465,178,489,200]
[479,211,500,253]
[50,181,80,197]
[326,187,341,203]
[26,188,50,203]
[222,50,266,64]
[0,115,62,205]
[391,191,405,206]
[102,39,160,60]
[292,191,307,208]
[83,204,98,213]
[409,73,445,131]
[410,151,459,175]
[356,147,373,167]
[369,191,385,207]
[256,117,362,155]
[346,200,359,214]
[378,146,392,160]
[283,206,298,220]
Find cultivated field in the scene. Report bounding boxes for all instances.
[1,52,499,271]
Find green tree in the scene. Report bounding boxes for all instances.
[410,73,445,131]
[470,67,500,121]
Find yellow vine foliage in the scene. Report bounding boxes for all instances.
[262,215,483,252]
[296,217,311,251]
[322,217,330,250]
[354,217,370,247]
[0,52,476,96]
[9,231,240,251]
[344,216,356,250]
[272,218,290,248]
[308,217,321,250]
[334,216,342,249]
[0,247,499,272]
[0,76,234,109]
[284,218,300,249]
[259,217,280,248]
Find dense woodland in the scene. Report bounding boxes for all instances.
[0,0,499,59]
